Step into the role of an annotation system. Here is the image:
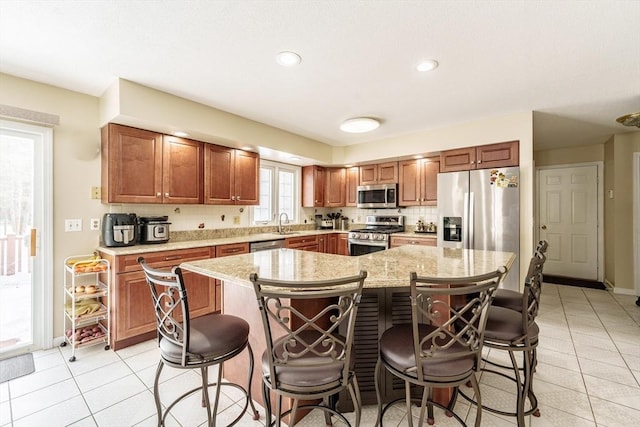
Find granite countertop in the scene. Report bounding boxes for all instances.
[180,246,516,289]
[97,229,349,256]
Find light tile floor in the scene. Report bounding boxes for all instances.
[1,283,639,426]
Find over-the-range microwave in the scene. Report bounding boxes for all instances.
[356,184,398,209]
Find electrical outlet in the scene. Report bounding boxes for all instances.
[233,216,240,225]
[91,186,101,199]
[90,218,100,230]
[64,219,82,232]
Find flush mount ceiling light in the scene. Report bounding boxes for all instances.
[340,117,380,133]
[416,59,439,72]
[276,51,302,66]
[173,131,189,137]
[616,112,640,128]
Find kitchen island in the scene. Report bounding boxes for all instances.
[180,246,515,416]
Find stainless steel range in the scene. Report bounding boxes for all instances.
[348,215,405,256]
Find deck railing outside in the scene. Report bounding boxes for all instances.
[0,234,30,276]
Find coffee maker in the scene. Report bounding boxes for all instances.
[102,213,138,247]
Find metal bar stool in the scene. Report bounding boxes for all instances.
[138,257,259,426]
[375,267,507,427]
[459,243,548,426]
[250,270,367,427]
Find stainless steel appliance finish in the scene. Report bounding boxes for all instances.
[348,215,404,255]
[250,239,286,252]
[139,216,171,244]
[356,184,398,209]
[102,213,138,247]
[437,167,520,291]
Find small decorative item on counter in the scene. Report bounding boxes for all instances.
[425,222,437,233]
[416,217,425,232]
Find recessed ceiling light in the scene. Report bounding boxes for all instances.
[340,117,380,133]
[276,51,302,67]
[416,59,439,72]
[173,131,189,137]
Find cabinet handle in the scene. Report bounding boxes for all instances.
[156,192,162,197]
[477,160,482,164]
[165,192,169,197]
[471,161,475,164]
[164,255,182,261]
[236,196,240,201]
[226,248,241,253]
[231,196,236,201]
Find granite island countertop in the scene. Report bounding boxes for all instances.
[180,246,516,289]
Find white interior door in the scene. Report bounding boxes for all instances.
[538,165,598,280]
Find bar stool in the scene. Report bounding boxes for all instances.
[374,267,507,427]
[138,257,259,426]
[460,245,547,426]
[250,270,367,427]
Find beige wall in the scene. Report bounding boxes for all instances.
[1,73,103,334]
[534,139,640,292]
[606,133,640,292]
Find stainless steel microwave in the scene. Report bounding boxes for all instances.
[356,184,397,209]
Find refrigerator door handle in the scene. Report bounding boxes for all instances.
[468,192,475,249]
[463,192,470,249]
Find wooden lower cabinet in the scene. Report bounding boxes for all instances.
[285,235,319,252]
[100,246,216,350]
[337,233,349,255]
[390,235,437,248]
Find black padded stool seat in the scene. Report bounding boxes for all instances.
[380,324,475,380]
[160,314,250,365]
[484,306,539,342]
[492,289,523,312]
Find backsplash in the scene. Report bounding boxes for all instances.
[110,203,438,234]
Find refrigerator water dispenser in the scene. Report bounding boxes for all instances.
[443,217,462,242]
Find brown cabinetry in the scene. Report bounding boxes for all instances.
[101,124,203,204]
[337,234,349,255]
[440,141,519,173]
[359,162,398,185]
[214,243,249,311]
[302,165,325,207]
[398,158,439,206]
[204,144,259,205]
[286,235,319,251]
[325,168,346,207]
[390,235,437,248]
[99,246,215,350]
[345,167,359,206]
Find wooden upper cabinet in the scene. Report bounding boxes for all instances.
[345,167,359,207]
[101,124,203,204]
[204,144,259,205]
[398,158,439,206]
[162,136,204,204]
[325,167,346,207]
[440,141,519,172]
[302,165,325,207]
[359,162,398,185]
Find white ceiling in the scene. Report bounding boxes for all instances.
[1,1,639,152]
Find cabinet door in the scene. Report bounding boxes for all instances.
[377,162,398,184]
[439,147,476,172]
[182,269,215,318]
[345,167,359,206]
[302,165,325,207]
[359,165,378,186]
[204,144,235,205]
[162,136,204,204]
[115,271,157,340]
[420,158,439,206]
[337,234,349,256]
[476,141,519,169]
[398,160,420,206]
[214,243,249,312]
[325,168,346,207]
[318,235,328,253]
[327,234,338,254]
[102,124,163,204]
[234,150,259,205]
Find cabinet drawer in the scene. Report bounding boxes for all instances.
[115,247,213,273]
[215,242,249,257]
[286,235,319,248]
[390,236,436,248]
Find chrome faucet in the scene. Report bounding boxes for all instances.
[278,212,290,234]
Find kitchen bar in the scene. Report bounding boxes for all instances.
[180,245,516,412]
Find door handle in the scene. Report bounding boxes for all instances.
[30,229,37,257]
[541,225,547,230]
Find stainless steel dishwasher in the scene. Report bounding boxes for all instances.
[249,239,286,252]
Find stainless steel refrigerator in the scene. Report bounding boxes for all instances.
[437,167,520,291]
